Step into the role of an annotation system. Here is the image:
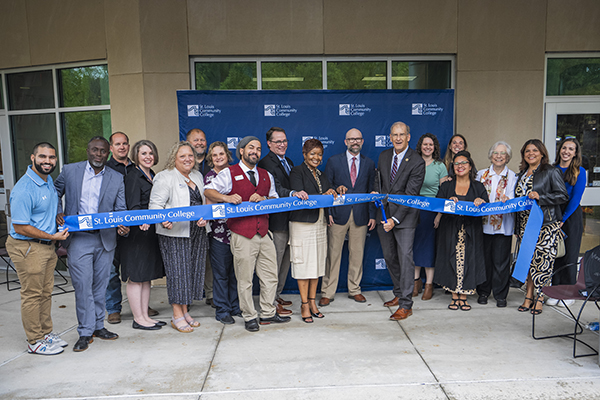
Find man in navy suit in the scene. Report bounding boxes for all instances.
[320,129,376,306]
[55,136,130,352]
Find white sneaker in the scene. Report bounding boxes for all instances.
[545,297,559,306]
[28,339,64,355]
[557,299,575,307]
[44,332,68,348]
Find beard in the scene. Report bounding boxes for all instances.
[90,159,105,168]
[34,161,56,176]
[242,152,258,167]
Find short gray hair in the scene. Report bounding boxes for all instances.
[488,141,512,163]
[390,121,410,135]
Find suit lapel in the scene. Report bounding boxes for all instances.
[98,169,110,208]
[75,163,86,214]
[391,148,413,187]
[341,154,353,186]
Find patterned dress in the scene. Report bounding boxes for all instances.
[158,185,208,305]
[515,173,561,294]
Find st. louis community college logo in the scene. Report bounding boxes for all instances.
[412,103,423,115]
[443,200,456,213]
[212,204,226,219]
[78,215,93,230]
[187,105,200,117]
[339,104,351,116]
[227,137,240,150]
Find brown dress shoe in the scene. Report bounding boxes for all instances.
[383,297,399,307]
[107,312,121,324]
[348,294,367,303]
[276,303,292,316]
[412,279,423,297]
[389,307,413,321]
[148,307,159,317]
[422,283,434,300]
[318,297,331,307]
[276,297,292,306]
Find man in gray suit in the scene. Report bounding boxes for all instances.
[375,122,425,321]
[55,137,130,352]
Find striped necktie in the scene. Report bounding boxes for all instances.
[390,154,398,185]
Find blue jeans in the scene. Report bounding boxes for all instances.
[105,259,122,314]
[210,237,240,320]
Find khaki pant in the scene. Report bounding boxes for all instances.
[322,210,367,298]
[230,232,278,321]
[6,236,57,344]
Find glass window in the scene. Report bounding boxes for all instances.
[0,78,4,109]
[327,61,386,90]
[556,113,599,186]
[61,110,112,163]
[7,70,55,110]
[261,62,322,90]
[392,61,451,90]
[59,65,110,107]
[10,114,59,180]
[195,62,257,90]
[581,206,600,255]
[547,58,600,96]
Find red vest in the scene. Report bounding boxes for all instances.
[227,163,271,239]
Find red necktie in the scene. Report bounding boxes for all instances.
[350,157,357,187]
[390,154,398,185]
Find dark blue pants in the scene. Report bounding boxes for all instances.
[210,237,240,320]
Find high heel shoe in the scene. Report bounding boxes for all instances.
[308,298,324,318]
[301,302,313,323]
[518,297,533,312]
[412,279,423,297]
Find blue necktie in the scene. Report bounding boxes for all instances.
[281,158,291,175]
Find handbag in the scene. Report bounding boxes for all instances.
[556,230,566,258]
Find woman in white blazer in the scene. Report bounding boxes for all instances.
[149,141,208,333]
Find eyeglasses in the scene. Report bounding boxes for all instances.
[453,161,470,166]
[269,140,288,145]
[492,151,507,156]
[346,138,363,143]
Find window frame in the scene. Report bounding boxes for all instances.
[190,55,456,91]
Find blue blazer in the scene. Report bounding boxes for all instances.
[325,152,376,226]
[55,161,127,252]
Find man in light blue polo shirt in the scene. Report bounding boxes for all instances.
[6,142,70,355]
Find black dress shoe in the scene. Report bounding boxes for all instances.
[133,321,161,330]
[206,298,216,308]
[73,336,93,352]
[477,295,488,305]
[218,315,235,325]
[496,299,507,308]
[154,321,167,327]
[245,318,259,332]
[92,328,119,340]
[259,314,291,325]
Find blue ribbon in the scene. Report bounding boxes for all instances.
[512,202,543,283]
[386,195,535,216]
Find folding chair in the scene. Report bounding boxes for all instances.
[0,234,20,291]
[532,256,600,358]
[52,245,74,295]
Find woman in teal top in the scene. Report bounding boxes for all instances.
[413,133,448,300]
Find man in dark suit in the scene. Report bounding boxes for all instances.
[375,122,425,321]
[320,128,376,306]
[55,136,130,351]
[257,127,296,315]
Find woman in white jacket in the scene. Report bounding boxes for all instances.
[149,141,208,333]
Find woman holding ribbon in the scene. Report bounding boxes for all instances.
[434,151,488,311]
[475,141,517,308]
[515,139,568,315]
[289,139,341,323]
[443,134,468,171]
[120,140,165,330]
[203,141,241,325]
[547,138,586,304]
[149,141,208,332]
[412,133,447,300]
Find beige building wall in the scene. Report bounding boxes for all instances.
[2,0,600,172]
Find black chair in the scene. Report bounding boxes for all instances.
[532,256,600,358]
[0,234,20,291]
[52,245,74,295]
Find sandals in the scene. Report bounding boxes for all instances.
[301,302,313,323]
[518,297,533,312]
[171,316,193,333]
[448,298,459,310]
[184,312,201,327]
[530,298,543,315]
[458,299,471,311]
[308,298,324,319]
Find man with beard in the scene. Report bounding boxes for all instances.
[205,136,294,332]
[6,142,70,355]
[186,128,214,307]
[55,137,130,351]
[320,128,376,306]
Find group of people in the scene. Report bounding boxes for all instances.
[7,121,585,355]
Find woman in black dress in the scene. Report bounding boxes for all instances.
[121,140,165,330]
[434,151,489,311]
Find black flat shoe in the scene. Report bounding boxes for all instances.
[154,321,167,327]
[218,315,235,325]
[477,295,488,305]
[259,314,291,324]
[92,328,119,340]
[73,336,93,352]
[133,321,161,330]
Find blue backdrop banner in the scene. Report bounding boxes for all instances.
[176,89,455,293]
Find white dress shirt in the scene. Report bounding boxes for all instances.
[79,161,105,215]
[476,165,517,236]
[205,162,279,198]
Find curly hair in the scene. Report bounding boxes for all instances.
[416,133,442,161]
[553,138,582,186]
[163,141,198,171]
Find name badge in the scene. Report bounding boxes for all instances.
[234,175,244,181]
